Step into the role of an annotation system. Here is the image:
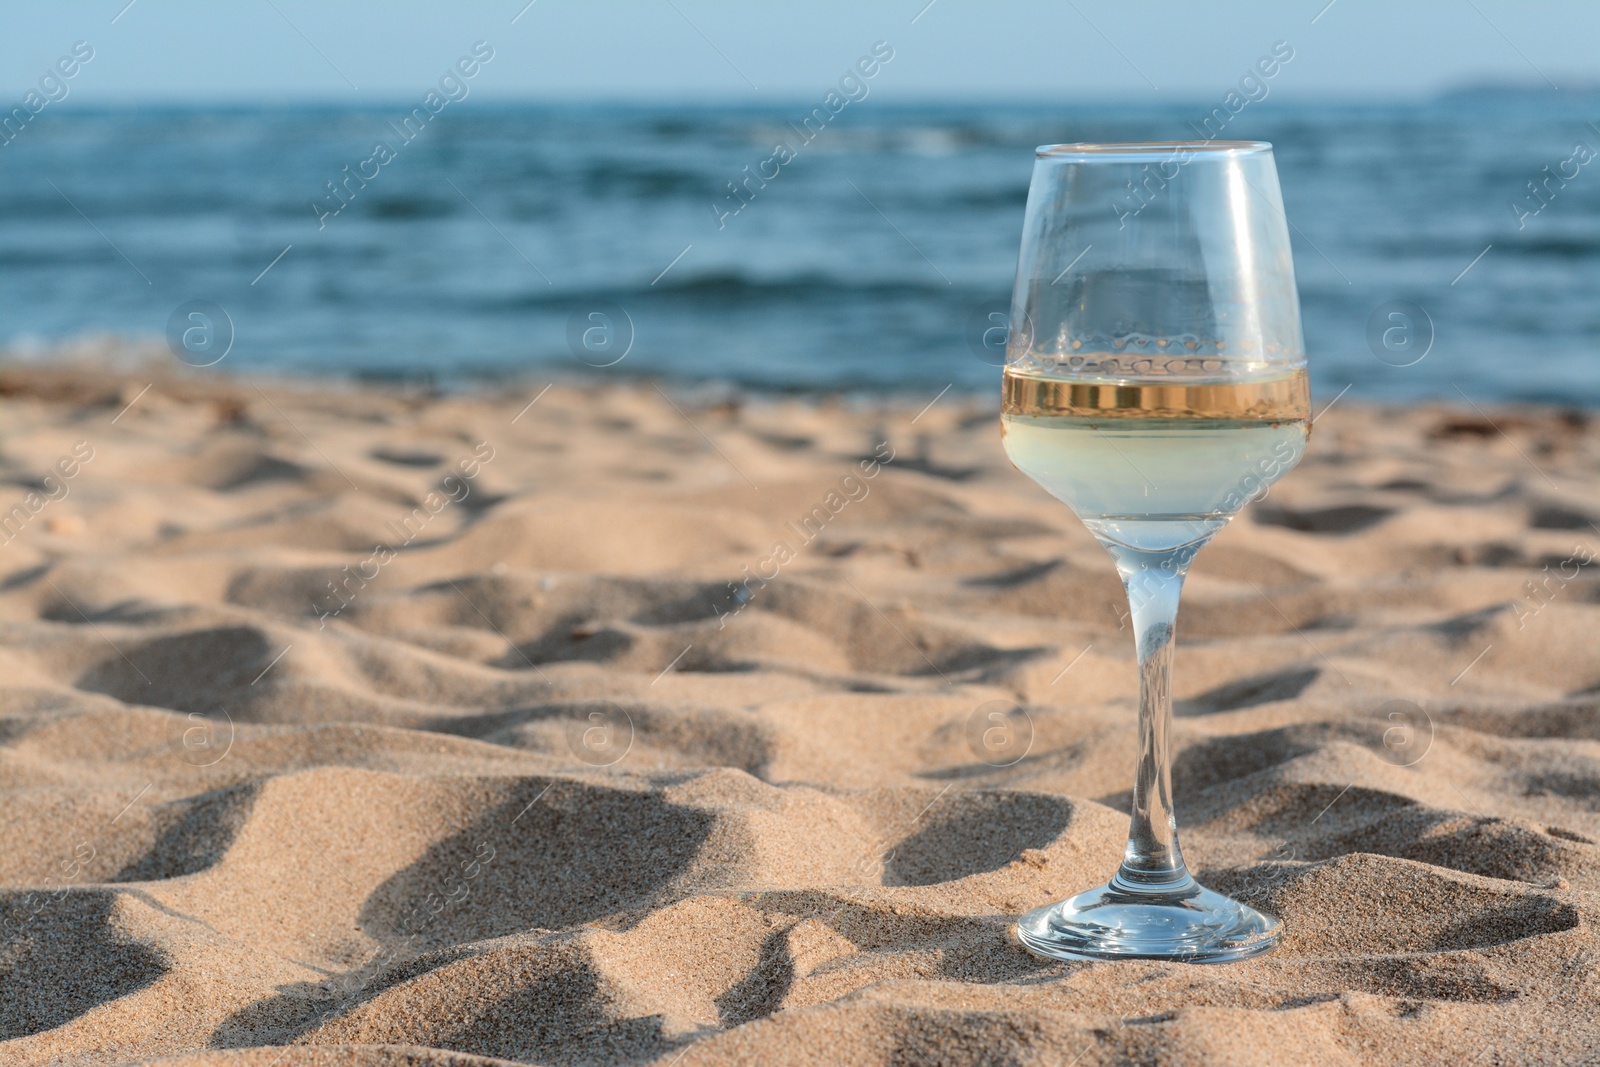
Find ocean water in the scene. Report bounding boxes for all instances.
[0,98,1597,403]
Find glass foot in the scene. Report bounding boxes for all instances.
[1016,874,1279,964]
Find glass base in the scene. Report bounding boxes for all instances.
[1016,873,1279,964]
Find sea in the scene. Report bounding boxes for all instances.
[1,96,1598,404]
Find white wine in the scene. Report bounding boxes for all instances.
[1001,366,1310,551]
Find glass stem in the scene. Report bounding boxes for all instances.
[1103,541,1202,894]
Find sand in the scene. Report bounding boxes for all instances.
[0,364,1597,1066]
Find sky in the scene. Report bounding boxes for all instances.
[0,0,1597,106]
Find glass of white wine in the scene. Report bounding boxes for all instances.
[1005,141,1309,963]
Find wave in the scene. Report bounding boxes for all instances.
[483,271,984,311]
[1497,234,1600,259]
[1,101,1598,401]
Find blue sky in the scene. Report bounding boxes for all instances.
[1,0,1597,104]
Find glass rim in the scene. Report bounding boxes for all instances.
[1035,140,1273,161]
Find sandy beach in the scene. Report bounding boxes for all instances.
[1,364,1598,1066]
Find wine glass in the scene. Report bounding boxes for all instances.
[1003,141,1309,963]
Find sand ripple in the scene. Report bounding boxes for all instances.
[0,370,1597,1065]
